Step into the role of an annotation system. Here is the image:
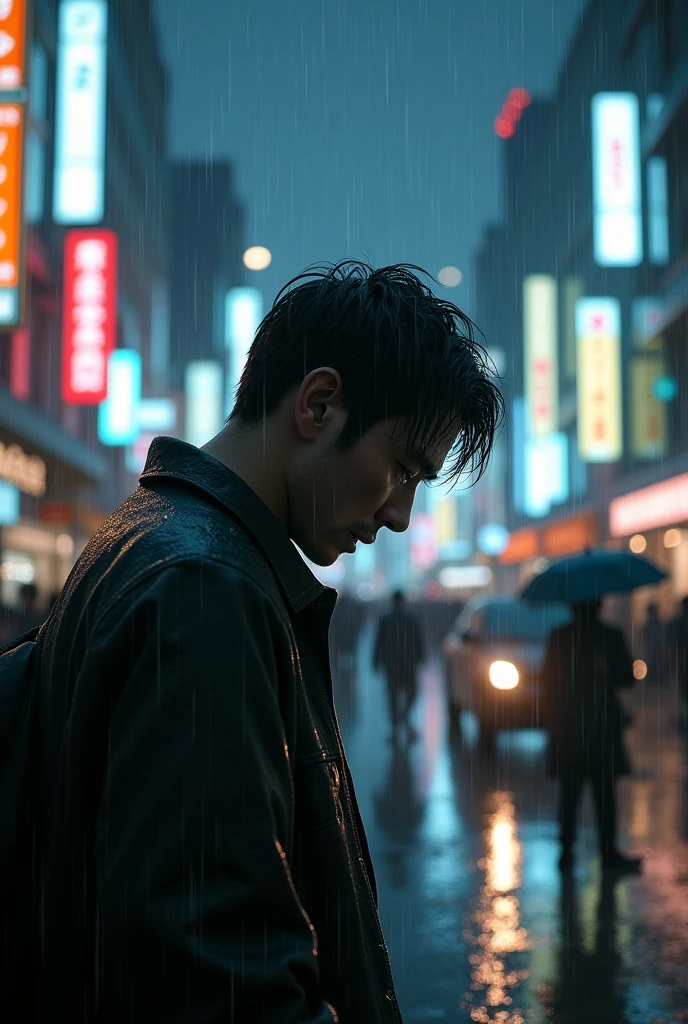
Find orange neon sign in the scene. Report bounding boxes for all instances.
[0,104,23,293]
[0,0,30,90]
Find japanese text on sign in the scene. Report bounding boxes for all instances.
[0,0,29,90]
[62,229,117,405]
[575,297,623,463]
[524,275,558,438]
[0,103,24,326]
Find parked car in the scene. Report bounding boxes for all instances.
[442,595,570,743]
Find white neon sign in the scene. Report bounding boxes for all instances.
[53,1,108,225]
[591,92,642,267]
[576,297,623,463]
[185,361,223,449]
[523,275,558,438]
[225,287,263,415]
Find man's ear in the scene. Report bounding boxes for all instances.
[294,367,345,440]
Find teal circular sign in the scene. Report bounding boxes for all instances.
[653,375,678,402]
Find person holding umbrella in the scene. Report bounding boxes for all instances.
[523,548,666,874]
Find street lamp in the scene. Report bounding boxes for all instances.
[243,246,272,271]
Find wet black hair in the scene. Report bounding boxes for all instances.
[230,260,504,485]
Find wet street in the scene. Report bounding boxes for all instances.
[335,627,688,1023]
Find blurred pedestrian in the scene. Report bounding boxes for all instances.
[542,599,641,873]
[668,595,688,702]
[14,582,44,636]
[641,601,667,683]
[374,589,426,742]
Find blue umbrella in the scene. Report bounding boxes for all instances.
[521,548,667,604]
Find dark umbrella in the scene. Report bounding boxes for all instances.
[521,548,666,604]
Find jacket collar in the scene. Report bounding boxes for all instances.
[140,436,329,614]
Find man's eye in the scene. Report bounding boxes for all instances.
[396,463,412,484]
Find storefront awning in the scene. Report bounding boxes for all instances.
[0,386,107,485]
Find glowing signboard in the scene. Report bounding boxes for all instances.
[647,156,669,266]
[53,0,108,224]
[525,432,568,519]
[410,513,438,570]
[97,349,142,446]
[0,104,25,327]
[138,397,176,432]
[576,298,623,463]
[0,439,45,495]
[610,473,688,537]
[629,355,666,459]
[225,287,263,415]
[0,0,30,89]
[435,498,457,546]
[0,480,20,525]
[591,93,642,267]
[524,275,558,438]
[62,229,117,404]
[185,360,223,449]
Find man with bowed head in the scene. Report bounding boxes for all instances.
[16,261,502,1022]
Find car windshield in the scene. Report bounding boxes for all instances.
[481,602,570,642]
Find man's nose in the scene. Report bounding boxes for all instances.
[376,497,413,534]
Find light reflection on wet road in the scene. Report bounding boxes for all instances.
[335,627,688,1023]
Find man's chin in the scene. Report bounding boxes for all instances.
[294,539,339,568]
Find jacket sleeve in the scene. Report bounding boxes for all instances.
[89,560,337,1024]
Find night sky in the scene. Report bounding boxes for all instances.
[153,0,586,318]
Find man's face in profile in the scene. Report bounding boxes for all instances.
[289,417,452,567]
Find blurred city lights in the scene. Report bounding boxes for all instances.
[56,533,75,557]
[477,523,510,556]
[629,534,647,553]
[494,117,516,139]
[633,659,648,680]
[508,87,531,109]
[438,565,492,589]
[0,481,20,526]
[494,87,531,138]
[489,660,519,690]
[653,375,678,402]
[243,245,272,271]
[664,528,682,548]
[438,266,462,287]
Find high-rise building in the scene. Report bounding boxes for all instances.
[168,160,246,393]
[474,0,688,616]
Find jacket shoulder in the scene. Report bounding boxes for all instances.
[57,480,285,632]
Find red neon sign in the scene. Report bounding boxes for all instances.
[62,229,118,405]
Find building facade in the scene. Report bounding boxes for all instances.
[168,160,246,393]
[0,0,172,630]
[473,0,688,628]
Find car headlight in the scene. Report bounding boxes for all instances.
[489,660,519,690]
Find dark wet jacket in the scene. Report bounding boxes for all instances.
[22,437,402,1024]
[541,619,634,779]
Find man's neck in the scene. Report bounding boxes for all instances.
[202,420,288,528]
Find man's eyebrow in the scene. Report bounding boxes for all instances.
[408,448,440,480]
